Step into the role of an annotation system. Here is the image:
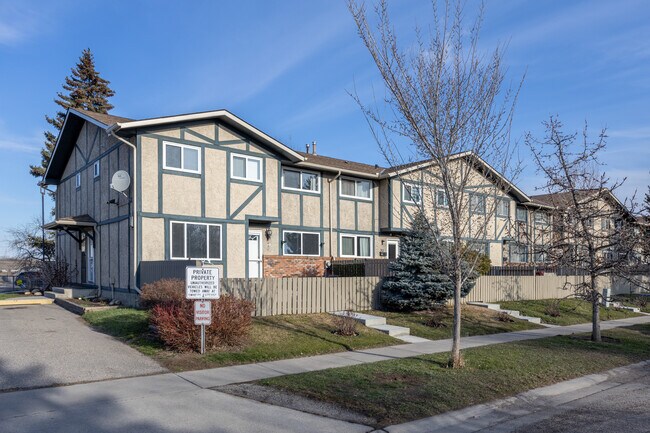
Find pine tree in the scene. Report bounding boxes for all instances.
[381,210,476,311]
[30,48,115,179]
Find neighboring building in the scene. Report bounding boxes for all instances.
[43,108,558,303]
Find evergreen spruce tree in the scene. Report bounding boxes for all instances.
[30,48,115,179]
[381,210,475,311]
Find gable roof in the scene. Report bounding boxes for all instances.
[530,189,631,217]
[109,109,303,162]
[44,108,304,184]
[295,151,386,177]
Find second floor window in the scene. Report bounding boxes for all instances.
[436,190,449,207]
[470,194,486,214]
[403,183,421,204]
[75,173,81,189]
[164,142,200,174]
[231,154,262,182]
[282,168,319,192]
[516,206,528,222]
[93,161,100,178]
[601,218,612,230]
[535,212,549,225]
[340,178,372,200]
[496,198,509,217]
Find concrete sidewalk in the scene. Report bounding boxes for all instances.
[177,315,650,389]
[381,360,650,433]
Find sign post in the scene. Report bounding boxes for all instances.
[185,266,220,354]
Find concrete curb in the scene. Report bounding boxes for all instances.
[0,297,53,306]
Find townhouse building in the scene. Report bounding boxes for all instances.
[43,108,556,303]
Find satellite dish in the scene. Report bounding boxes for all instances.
[111,170,131,193]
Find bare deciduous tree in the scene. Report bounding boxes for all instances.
[526,117,640,342]
[348,0,523,367]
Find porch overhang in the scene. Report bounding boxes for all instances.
[43,215,97,245]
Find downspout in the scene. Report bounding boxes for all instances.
[328,171,342,258]
[107,125,141,294]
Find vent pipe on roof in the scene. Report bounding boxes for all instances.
[312,140,317,155]
[305,143,310,154]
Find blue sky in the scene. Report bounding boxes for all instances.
[0,0,649,256]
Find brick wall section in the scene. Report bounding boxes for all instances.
[263,255,327,278]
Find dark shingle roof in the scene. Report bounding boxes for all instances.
[81,110,134,126]
[297,151,386,176]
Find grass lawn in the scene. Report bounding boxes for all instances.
[259,324,650,427]
[371,305,543,340]
[613,294,650,314]
[500,299,641,326]
[83,308,398,371]
[0,293,20,300]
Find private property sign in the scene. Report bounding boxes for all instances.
[194,301,212,325]
[185,267,220,299]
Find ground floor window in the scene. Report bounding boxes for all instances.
[170,221,222,260]
[340,234,372,258]
[283,231,320,256]
[510,243,528,263]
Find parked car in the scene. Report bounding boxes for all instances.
[14,271,46,291]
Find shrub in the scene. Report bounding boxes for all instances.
[381,210,477,311]
[333,311,358,336]
[151,295,254,352]
[544,299,562,317]
[463,250,491,276]
[496,311,514,322]
[139,278,185,309]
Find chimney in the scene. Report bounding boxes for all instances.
[305,143,310,154]
[312,140,317,155]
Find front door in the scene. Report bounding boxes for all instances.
[387,240,399,260]
[248,231,263,278]
[86,236,95,283]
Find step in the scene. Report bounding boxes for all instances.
[467,302,501,310]
[518,315,542,324]
[45,291,70,300]
[331,311,386,327]
[370,324,410,337]
[499,309,521,317]
[396,334,430,343]
[618,306,641,313]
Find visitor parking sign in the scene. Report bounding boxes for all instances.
[185,266,220,299]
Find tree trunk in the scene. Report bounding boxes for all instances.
[591,274,601,342]
[450,272,464,368]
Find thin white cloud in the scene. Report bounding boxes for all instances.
[0,3,42,46]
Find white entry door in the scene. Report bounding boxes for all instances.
[86,236,95,283]
[248,231,263,278]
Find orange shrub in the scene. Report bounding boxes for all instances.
[139,278,185,309]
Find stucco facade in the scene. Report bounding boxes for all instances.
[44,108,558,302]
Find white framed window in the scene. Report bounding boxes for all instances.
[93,161,100,178]
[470,194,486,214]
[340,234,373,258]
[163,141,201,174]
[600,218,612,230]
[511,243,528,263]
[534,211,549,225]
[515,206,528,222]
[231,153,262,182]
[283,231,321,256]
[340,177,372,200]
[75,173,81,189]
[436,189,449,207]
[170,221,222,260]
[282,168,320,193]
[403,183,421,204]
[496,198,509,217]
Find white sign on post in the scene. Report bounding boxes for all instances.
[185,267,220,299]
[194,301,212,325]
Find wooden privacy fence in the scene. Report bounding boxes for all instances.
[464,274,588,303]
[219,274,595,316]
[222,277,382,316]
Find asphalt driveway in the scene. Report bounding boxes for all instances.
[0,304,165,391]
